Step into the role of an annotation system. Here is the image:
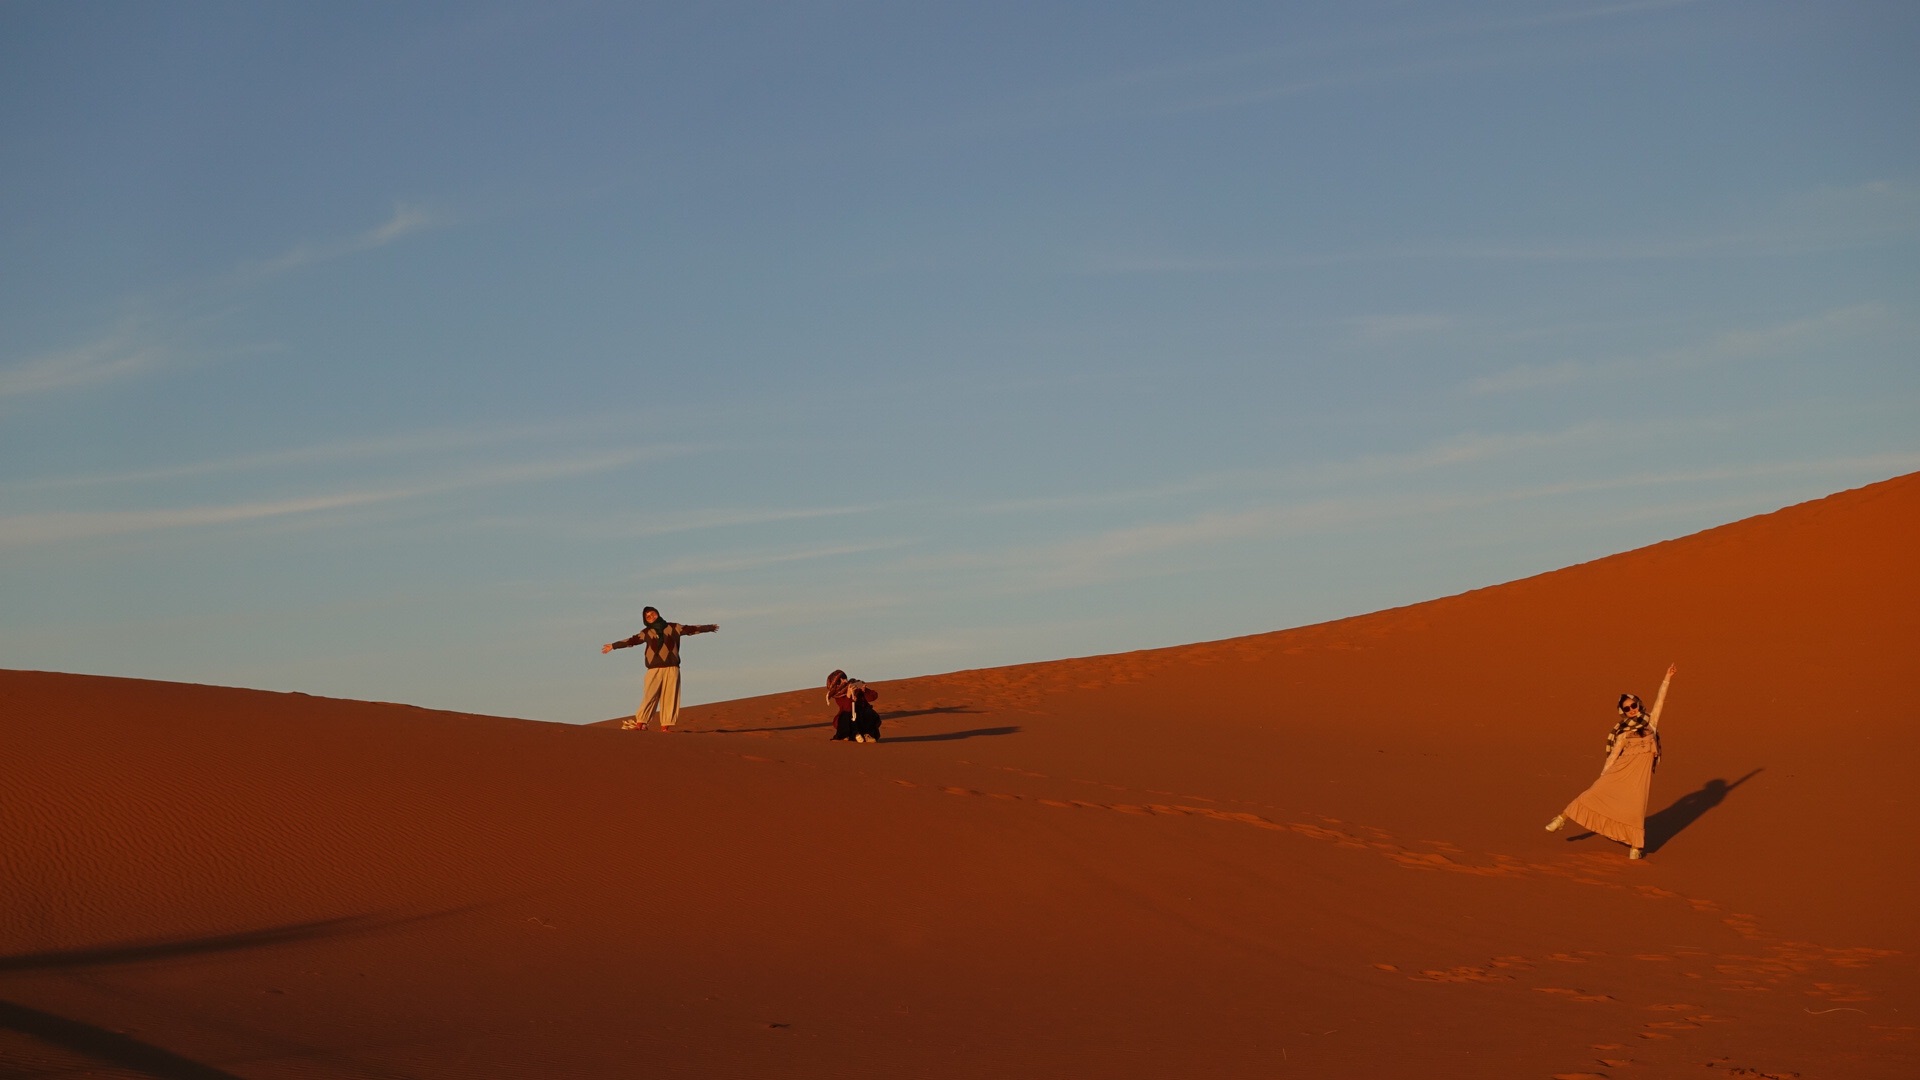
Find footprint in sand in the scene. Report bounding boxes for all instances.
[1827,946,1897,968]
[1806,981,1872,1002]
[1532,987,1616,1002]
[1412,966,1514,983]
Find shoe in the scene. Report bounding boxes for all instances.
[1544,815,1565,832]
[1628,847,1644,860]
[853,734,867,743]
[660,725,676,733]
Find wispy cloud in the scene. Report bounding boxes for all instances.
[649,540,911,578]
[1509,452,1920,498]
[974,422,1615,517]
[1467,304,1894,395]
[1347,313,1459,346]
[6,421,707,494]
[0,206,438,401]
[1083,178,1920,280]
[240,204,436,281]
[1080,222,1919,277]
[0,450,650,548]
[916,450,1920,592]
[0,328,169,399]
[600,504,886,540]
[1076,255,1269,276]
[966,0,1709,134]
[1499,0,1708,30]
[1150,51,1506,117]
[900,496,1402,591]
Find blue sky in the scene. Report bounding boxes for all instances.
[3,0,1915,721]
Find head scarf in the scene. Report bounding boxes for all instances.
[1606,692,1660,762]
[643,607,668,635]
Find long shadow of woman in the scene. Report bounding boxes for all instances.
[1643,768,1763,854]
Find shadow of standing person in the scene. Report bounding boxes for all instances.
[1644,768,1763,854]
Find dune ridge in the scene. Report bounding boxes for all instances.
[4,473,1916,1078]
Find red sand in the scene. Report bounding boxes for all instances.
[4,474,1916,1079]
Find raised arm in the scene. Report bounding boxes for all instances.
[1648,662,1677,730]
[601,632,646,654]
[685,623,720,635]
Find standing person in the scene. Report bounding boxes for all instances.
[826,670,881,743]
[1547,663,1678,859]
[601,607,719,732]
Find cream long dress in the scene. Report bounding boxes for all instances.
[1561,676,1671,850]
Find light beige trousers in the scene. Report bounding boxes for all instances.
[623,665,681,730]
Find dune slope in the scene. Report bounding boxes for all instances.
[4,473,1916,1079]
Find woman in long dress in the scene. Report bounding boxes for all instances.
[1546,663,1677,859]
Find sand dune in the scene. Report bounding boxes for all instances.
[4,474,1916,1079]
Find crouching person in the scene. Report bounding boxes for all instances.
[826,670,882,743]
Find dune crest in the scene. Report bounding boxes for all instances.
[5,474,1916,1078]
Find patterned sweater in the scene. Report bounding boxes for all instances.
[610,623,718,668]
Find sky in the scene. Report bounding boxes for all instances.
[2,0,1916,723]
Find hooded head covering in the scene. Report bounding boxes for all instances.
[643,607,668,634]
[825,670,852,708]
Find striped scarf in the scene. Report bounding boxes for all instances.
[1605,695,1661,766]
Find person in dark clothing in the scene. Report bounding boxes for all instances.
[826,669,882,743]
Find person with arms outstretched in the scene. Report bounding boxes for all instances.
[601,606,719,732]
[1547,662,1677,859]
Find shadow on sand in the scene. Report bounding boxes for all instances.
[1644,768,1763,854]
[709,706,982,735]
[0,999,248,1080]
[0,911,460,1080]
[882,725,1020,744]
[883,706,983,721]
[708,720,834,734]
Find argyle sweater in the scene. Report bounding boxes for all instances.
[610,623,717,668]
